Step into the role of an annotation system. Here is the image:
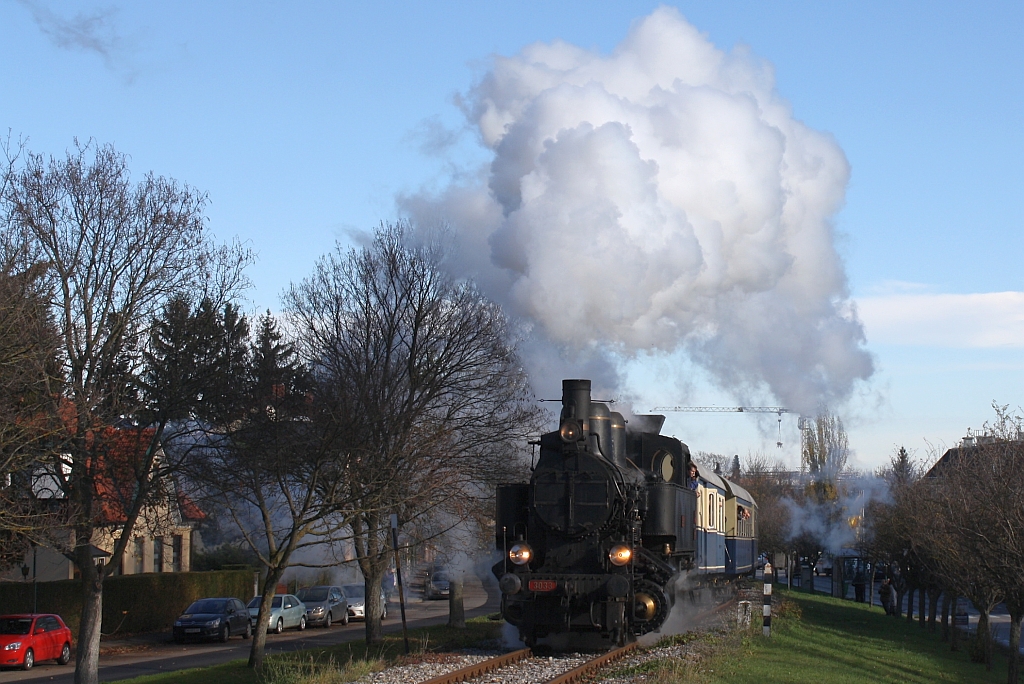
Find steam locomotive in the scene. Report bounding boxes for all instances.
[493,379,757,645]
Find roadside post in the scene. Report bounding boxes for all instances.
[390,514,411,655]
[763,561,773,637]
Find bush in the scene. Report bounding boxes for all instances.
[191,545,259,571]
[0,569,255,637]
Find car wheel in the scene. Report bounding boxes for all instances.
[341,611,349,626]
[275,618,284,634]
[324,613,332,629]
[220,624,230,643]
[298,615,306,631]
[58,642,71,665]
[243,621,252,639]
[22,648,34,670]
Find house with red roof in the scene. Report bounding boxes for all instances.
[3,426,206,582]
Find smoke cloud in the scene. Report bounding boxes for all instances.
[17,0,136,80]
[402,7,873,412]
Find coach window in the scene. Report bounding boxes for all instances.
[707,497,714,530]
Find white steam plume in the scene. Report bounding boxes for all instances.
[402,7,873,412]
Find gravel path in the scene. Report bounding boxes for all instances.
[354,651,592,684]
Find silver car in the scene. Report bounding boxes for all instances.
[246,594,306,633]
[296,586,349,628]
[342,584,387,621]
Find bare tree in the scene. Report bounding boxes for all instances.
[181,311,360,670]
[0,260,66,568]
[1,141,250,684]
[285,222,538,645]
[918,419,1024,676]
[934,407,1024,681]
[737,450,791,557]
[801,408,849,483]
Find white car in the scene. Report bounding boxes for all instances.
[342,584,387,621]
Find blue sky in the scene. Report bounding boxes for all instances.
[2,1,1022,469]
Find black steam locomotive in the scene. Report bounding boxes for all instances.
[493,379,757,645]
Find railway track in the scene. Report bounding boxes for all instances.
[418,594,738,684]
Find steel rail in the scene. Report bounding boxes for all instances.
[544,641,638,684]
[419,647,531,684]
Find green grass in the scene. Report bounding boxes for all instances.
[705,588,1009,683]
[114,615,505,684]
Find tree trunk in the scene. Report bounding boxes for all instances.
[364,567,387,645]
[919,588,926,628]
[74,558,103,684]
[941,592,950,642]
[894,589,905,618]
[979,610,993,670]
[248,567,286,670]
[448,576,465,628]
[951,594,961,652]
[906,587,915,622]
[928,590,939,631]
[1009,614,1022,684]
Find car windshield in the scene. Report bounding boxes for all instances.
[342,585,364,599]
[247,597,283,609]
[433,573,448,582]
[0,618,32,635]
[185,600,227,614]
[297,588,329,602]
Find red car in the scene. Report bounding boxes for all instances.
[0,614,73,670]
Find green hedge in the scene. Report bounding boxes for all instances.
[0,569,256,637]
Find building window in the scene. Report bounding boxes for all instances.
[134,538,145,574]
[172,535,182,572]
[154,537,164,573]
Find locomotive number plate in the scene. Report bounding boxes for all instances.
[528,579,557,592]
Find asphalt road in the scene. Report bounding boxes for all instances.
[3,577,500,683]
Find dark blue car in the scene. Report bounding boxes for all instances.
[173,598,251,643]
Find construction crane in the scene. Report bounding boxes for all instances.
[651,406,791,447]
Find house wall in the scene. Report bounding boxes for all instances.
[98,526,194,575]
[1,545,75,582]
[2,526,196,581]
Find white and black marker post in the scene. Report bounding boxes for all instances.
[390,513,410,654]
[763,561,773,637]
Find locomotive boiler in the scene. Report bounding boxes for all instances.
[493,379,757,645]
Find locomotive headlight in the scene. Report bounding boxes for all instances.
[559,420,582,443]
[509,542,533,565]
[608,544,632,566]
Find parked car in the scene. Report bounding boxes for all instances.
[342,584,387,621]
[0,614,73,670]
[173,597,251,643]
[247,594,306,633]
[296,586,349,628]
[424,571,450,600]
[814,559,833,577]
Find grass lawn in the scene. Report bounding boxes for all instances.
[114,616,505,684]
[706,587,1009,683]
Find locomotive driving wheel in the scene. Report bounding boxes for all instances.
[631,579,671,635]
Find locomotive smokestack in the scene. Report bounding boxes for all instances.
[561,379,592,433]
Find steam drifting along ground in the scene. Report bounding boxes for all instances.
[403,7,873,412]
